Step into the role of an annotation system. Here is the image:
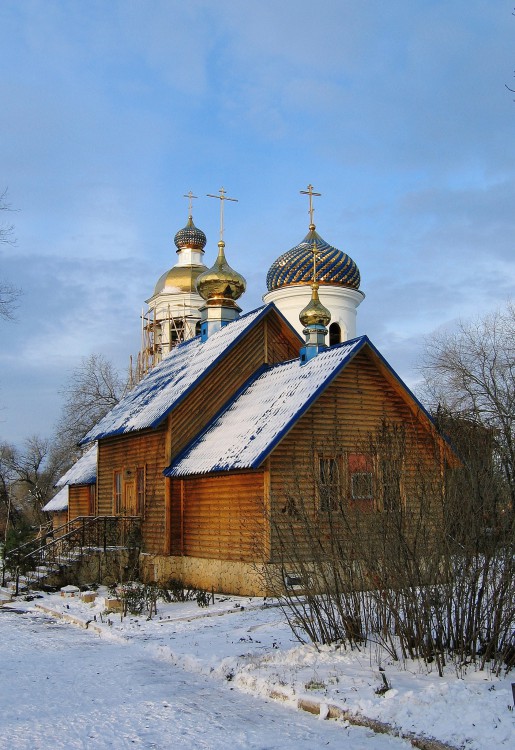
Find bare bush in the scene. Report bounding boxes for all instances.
[262,421,514,677]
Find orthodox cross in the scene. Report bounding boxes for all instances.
[183,191,198,218]
[300,184,323,283]
[300,184,321,227]
[311,239,322,285]
[207,186,238,242]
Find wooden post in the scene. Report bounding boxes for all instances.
[164,476,172,556]
[263,458,271,561]
[180,480,185,556]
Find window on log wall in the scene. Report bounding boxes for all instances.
[348,453,374,507]
[318,456,340,512]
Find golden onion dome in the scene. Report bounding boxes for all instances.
[174,216,207,251]
[299,283,331,328]
[196,241,246,303]
[153,263,208,295]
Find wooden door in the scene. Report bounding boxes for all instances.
[124,480,137,516]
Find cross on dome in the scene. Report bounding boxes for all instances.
[183,190,198,218]
[300,184,321,229]
[207,186,238,242]
[311,239,322,285]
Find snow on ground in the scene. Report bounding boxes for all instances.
[2,590,514,750]
[0,604,408,750]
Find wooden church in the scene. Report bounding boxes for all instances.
[46,187,455,595]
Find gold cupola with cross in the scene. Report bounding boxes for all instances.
[298,204,332,362]
[196,187,246,341]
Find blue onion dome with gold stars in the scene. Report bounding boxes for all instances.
[196,241,246,303]
[174,216,207,252]
[266,225,360,291]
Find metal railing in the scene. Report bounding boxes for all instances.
[3,515,141,593]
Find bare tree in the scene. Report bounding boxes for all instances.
[56,353,125,450]
[0,443,21,535]
[0,188,20,321]
[1,435,70,526]
[421,302,515,513]
[0,354,126,535]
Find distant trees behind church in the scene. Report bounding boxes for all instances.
[1,353,126,538]
[421,301,515,516]
[56,353,126,453]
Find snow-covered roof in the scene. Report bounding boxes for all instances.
[55,444,97,487]
[81,306,269,444]
[166,337,368,477]
[43,486,68,512]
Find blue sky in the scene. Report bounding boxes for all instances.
[1,0,514,446]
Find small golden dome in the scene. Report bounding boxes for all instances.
[299,283,331,328]
[153,263,208,295]
[196,241,246,303]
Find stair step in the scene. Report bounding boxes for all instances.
[35,564,60,574]
[7,580,28,592]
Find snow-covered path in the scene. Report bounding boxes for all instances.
[0,608,409,750]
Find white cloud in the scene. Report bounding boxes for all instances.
[1,0,514,445]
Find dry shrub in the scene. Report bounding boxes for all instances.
[262,421,514,677]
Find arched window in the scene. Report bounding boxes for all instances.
[195,321,201,336]
[329,322,341,346]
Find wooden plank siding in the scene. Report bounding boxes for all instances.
[95,309,300,560]
[164,312,298,561]
[68,485,93,519]
[97,426,167,554]
[167,313,301,460]
[170,472,265,561]
[52,510,68,532]
[262,312,301,366]
[268,348,446,561]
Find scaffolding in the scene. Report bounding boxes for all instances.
[135,303,200,383]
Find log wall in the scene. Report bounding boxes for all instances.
[170,472,265,562]
[97,426,167,554]
[268,348,445,560]
[52,510,68,531]
[68,485,92,519]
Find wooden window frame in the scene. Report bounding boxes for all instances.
[88,484,96,516]
[380,457,404,512]
[351,471,374,500]
[113,470,122,515]
[348,453,374,507]
[318,455,341,512]
[136,465,146,518]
